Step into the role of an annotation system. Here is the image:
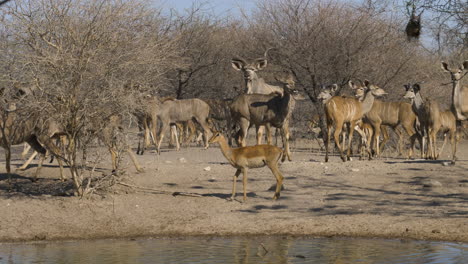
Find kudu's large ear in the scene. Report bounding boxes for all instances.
[348,81,355,89]
[441,61,450,72]
[364,79,370,87]
[461,60,468,70]
[231,58,245,71]
[253,58,267,71]
[413,83,421,92]
[331,84,338,93]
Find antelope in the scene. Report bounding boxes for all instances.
[203,98,234,145]
[208,131,285,202]
[230,74,296,161]
[324,80,386,162]
[353,84,422,159]
[437,110,458,162]
[156,98,212,154]
[231,49,283,145]
[403,83,441,160]
[317,83,373,161]
[441,60,468,121]
[0,112,66,182]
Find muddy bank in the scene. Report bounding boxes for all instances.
[1,139,467,243]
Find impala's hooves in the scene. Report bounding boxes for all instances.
[136,168,145,173]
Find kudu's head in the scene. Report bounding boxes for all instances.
[317,84,338,104]
[231,56,267,82]
[403,83,421,100]
[350,79,386,99]
[275,74,297,97]
[441,61,468,82]
[231,49,273,84]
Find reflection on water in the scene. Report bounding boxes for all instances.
[0,236,467,264]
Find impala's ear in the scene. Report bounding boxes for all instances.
[231,59,245,71]
[403,84,410,90]
[441,61,450,72]
[364,79,370,87]
[348,81,355,89]
[461,60,468,70]
[413,83,421,92]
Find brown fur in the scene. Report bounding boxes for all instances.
[209,132,284,201]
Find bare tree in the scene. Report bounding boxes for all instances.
[1,0,180,196]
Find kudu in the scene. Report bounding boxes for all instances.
[441,60,468,121]
[203,98,234,145]
[317,84,373,161]
[208,131,285,202]
[0,112,66,181]
[230,74,296,161]
[231,49,283,145]
[324,80,386,162]
[156,98,212,154]
[437,110,458,162]
[403,83,441,160]
[353,84,422,159]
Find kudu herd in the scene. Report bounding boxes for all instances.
[1,53,466,201]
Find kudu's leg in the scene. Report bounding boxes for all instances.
[325,123,333,162]
[5,146,12,182]
[195,117,212,149]
[157,122,169,154]
[21,143,31,160]
[333,122,345,162]
[378,125,391,155]
[26,136,48,181]
[281,124,292,161]
[17,150,38,171]
[450,130,458,163]
[437,133,448,159]
[371,121,382,158]
[239,119,250,147]
[346,121,357,161]
[126,147,144,173]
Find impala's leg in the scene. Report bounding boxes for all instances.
[229,168,241,201]
[242,168,248,202]
[267,161,284,200]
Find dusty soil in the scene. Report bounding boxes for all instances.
[0,137,467,243]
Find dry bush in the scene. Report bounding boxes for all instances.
[0,0,180,196]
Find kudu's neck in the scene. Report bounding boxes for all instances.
[412,92,425,112]
[245,74,261,94]
[360,90,376,114]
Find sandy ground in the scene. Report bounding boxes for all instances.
[0,136,467,243]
